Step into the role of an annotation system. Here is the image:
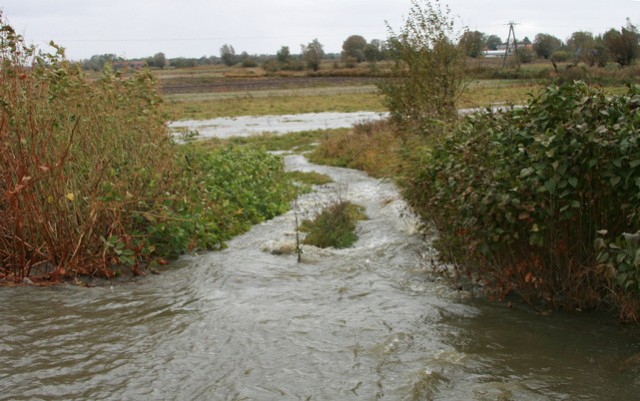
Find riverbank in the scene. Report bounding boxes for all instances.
[3,152,640,400]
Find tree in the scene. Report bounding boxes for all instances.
[276,46,291,64]
[301,39,324,71]
[486,34,502,51]
[341,35,367,63]
[567,31,609,66]
[603,19,640,67]
[533,33,562,59]
[460,30,486,58]
[364,39,384,63]
[567,31,594,56]
[153,52,166,69]
[240,51,258,68]
[170,57,197,68]
[220,44,237,67]
[589,35,609,67]
[516,47,535,64]
[379,0,467,133]
[82,54,119,71]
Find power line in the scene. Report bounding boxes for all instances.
[31,31,390,44]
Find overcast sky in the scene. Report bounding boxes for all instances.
[2,0,638,60]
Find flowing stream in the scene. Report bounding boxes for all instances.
[2,134,640,400]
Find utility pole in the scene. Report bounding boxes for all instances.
[503,21,519,68]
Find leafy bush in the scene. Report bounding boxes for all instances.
[516,47,535,64]
[551,50,571,63]
[144,145,296,258]
[403,81,640,320]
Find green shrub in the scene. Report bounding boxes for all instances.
[403,81,640,320]
[148,145,296,258]
[516,47,535,64]
[551,50,571,63]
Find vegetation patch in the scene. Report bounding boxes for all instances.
[164,90,385,120]
[148,144,296,259]
[0,20,296,284]
[458,80,545,110]
[402,82,640,321]
[309,120,403,178]
[195,129,347,154]
[300,200,367,249]
[286,171,333,187]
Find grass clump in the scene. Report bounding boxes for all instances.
[286,171,333,187]
[300,200,367,249]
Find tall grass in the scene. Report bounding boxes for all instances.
[0,21,176,281]
[309,120,403,178]
[0,18,297,284]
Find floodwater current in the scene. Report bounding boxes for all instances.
[3,117,640,400]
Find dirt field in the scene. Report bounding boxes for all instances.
[159,76,383,95]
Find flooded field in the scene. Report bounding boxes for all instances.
[3,154,640,400]
[169,111,388,139]
[0,156,640,401]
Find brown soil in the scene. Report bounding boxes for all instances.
[160,76,383,95]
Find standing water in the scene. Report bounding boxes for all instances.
[169,112,388,139]
[2,155,640,400]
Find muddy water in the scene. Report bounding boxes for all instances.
[169,111,388,139]
[2,155,640,400]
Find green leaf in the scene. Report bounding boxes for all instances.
[611,176,621,187]
[520,167,535,178]
[544,179,557,194]
[617,272,628,286]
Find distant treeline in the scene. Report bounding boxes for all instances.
[80,20,639,72]
[79,51,345,72]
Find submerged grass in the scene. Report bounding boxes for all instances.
[194,129,348,154]
[286,171,333,187]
